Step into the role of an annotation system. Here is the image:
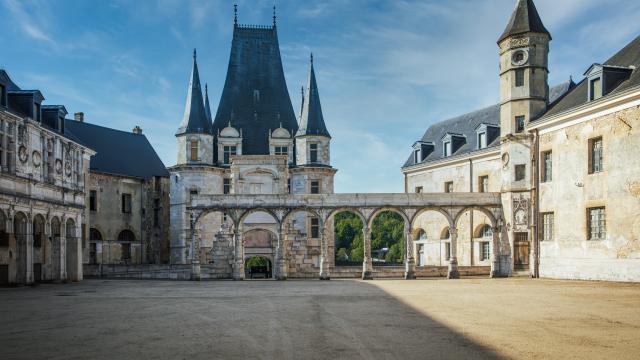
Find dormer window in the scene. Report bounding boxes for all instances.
[413,149,420,163]
[475,123,499,149]
[590,78,602,101]
[440,133,465,158]
[412,141,434,164]
[443,141,451,157]
[275,146,288,156]
[478,132,487,149]
[34,102,41,122]
[584,63,633,102]
[223,145,236,165]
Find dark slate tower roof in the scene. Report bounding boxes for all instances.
[498,0,551,43]
[204,83,213,123]
[297,54,331,138]
[212,20,298,155]
[176,50,212,135]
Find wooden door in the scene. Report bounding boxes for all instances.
[514,232,529,270]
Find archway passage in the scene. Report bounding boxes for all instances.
[333,211,364,266]
[369,210,406,266]
[32,214,46,282]
[245,256,272,279]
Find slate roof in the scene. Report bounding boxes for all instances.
[541,35,640,118]
[498,0,551,43]
[212,24,298,155]
[204,84,213,123]
[176,51,212,135]
[403,81,574,168]
[65,119,169,178]
[297,54,331,138]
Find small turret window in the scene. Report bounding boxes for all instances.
[190,140,198,161]
[309,143,318,163]
[515,69,524,87]
[515,116,525,133]
[223,145,237,165]
[275,146,288,156]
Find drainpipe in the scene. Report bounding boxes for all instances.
[530,129,540,278]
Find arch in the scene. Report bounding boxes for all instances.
[239,167,279,181]
[366,207,410,229]
[65,218,76,238]
[238,208,280,227]
[415,229,427,241]
[32,214,46,248]
[89,228,103,241]
[453,206,497,229]
[50,216,61,236]
[243,228,276,248]
[117,229,136,242]
[282,208,322,229]
[195,209,236,231]
[14,211,28,284]
[325,207,366,227]
[244,255,272,279]
[440,227,451,240]
[410,207,454,230]
[50,216,62,281]
[475,224,493,238]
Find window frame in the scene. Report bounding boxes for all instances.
[444,181,453,193]
[590,77,602,101]
[515,69,525,87]
[515,115,525,133]
[310,180,320,194]
[190,140,198,161]
[480,241,490,261]
[541,150,552,182]
[121,193,132,214]
[415,186,423,194]
[310,217,320,238]
[588,137,603,174]
[309,143,318,163]
[89,190,97,212]
[274,146,288,156]
[443,141,452,157]
[541,212,554,241]
[223,178,231,195]
[587,207,606,240]
[478,176,489,193]
[477,131,487,149]
[515,164,526,181]
[444,241,451,261]
[223,145,237,165]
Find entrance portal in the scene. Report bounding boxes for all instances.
[513,232,529,271]
[245,256,272,279]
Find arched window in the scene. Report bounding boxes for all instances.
[117,229,135,242]
[89,228,103,241]
[478,225,492,238]
[440,227,450,240]
[416,229,427,241]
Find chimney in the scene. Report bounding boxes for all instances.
[132,126,143,135]
[74,112,84,122]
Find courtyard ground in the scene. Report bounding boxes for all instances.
[0,278,638,360]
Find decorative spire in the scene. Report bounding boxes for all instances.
[176,49,212,135]
[297,53,331,138]
[498,0,551,44]
[204,83,213,123]
[234,4,238,26]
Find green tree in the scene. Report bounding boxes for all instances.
[333,211,363,262]
[371,211,405,263]
[336,248,349,261]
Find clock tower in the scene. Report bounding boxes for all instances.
[497,0,551,276]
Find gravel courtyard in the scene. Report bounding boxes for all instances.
[1,278,638,359]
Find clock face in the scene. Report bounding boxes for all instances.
[511,50,529,66]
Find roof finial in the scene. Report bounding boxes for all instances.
[273,5,276,27]
[310,52,313,65]
[234,4,238,25]
[193,48,197,59]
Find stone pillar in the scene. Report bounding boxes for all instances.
[491,226,501,278]
[232,229,244,280]
[362,226,373,280]
[404,225,415,280]
[25,217,34,285]
[319,224,330,280]
[190,214,201,281]
[275,228,287,280]
[60,217,67,281]
[448,227,460,279]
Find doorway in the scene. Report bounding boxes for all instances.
[513,232,530,271]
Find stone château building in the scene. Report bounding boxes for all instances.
[169,11,336,279]
[0,70,93,285]
[402,0,640,282]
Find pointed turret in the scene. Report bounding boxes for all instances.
[176,49,212,135]
[498,0,551,44]
[204,83,213,124]
[297,54,331,138]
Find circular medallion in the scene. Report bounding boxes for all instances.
[55,159,63,174]
[18,146,28,163]
[511,49,529,66]
[32,151,41,167]
[64,161,72,177]
[501,153,510,168]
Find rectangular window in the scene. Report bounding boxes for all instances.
[515,164,526,181]
[443,141,452,157]
[275,146,288,156]
[89,190,97,211]
[478,176,489,193]
[541,212,554,241]
[223,146,237,165]
[310,181,320,194]
[588,207,606,240]
[310,217,320,238]
[542,151,552,182]
[590,78,602,101]
[121,193,132,214]
[445,242,451,260]
[480,242,490,261]
[223,178,231,195]
[515,116,525,133]
[515,69,525,87]
[445,181,453,193]
[287,178,291,194]
[589,137,603,174]
[478,132,487,149]
[190,140,198,161]
[415,186,423,194]
[309,143,318,163]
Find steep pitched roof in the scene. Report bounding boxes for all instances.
[66,120,169,178]
[297,54,331,138]
[498,0,551,43]
[403,81,574,168]
[212,24,298,155]
[541,36,640,118]
[176,50,212,135]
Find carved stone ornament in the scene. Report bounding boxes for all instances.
[509,37,529,49]
[513,195,529,229]
[32,150,41,167]
[64,161,72,177]
[501,153,510,169]
[18,146,28,163]
[55,159,63,174]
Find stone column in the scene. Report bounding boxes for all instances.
[362,226,373,280]
[319,224,330,280]
[25,217,34,285]
[404,225,415,280]
[275,228,287,280]
[232,229,244,280]
[60,217,67,281]
[448,227,460,279]
[190,214,201,281]
[491,226,501,278]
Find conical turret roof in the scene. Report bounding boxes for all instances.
[176,50,212,135]
[297,54,330,138]
[498,0,551,44]
[204,83,213,124]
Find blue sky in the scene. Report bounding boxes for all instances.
[1,0,638,192]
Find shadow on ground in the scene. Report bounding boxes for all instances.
[0,279,502,360]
